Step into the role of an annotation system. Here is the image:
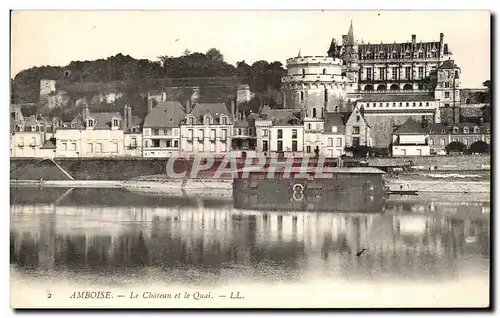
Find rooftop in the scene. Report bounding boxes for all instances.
[393,118,427,135]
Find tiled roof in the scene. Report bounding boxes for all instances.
[426,122,490,134]
[40,139,57,149]
[438,59,460,70]
[144,101,186,128]
[188,102,232,124]
[393,118,427,135]
[324,112,345,133]
[358,94,437,102]
[91,112,123,129]
[260,109,301,126]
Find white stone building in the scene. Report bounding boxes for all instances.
[391,118,430,157]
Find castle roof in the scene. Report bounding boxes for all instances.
[324,112,346,134]
[438,59,460,70]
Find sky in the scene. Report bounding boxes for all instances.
[10,10,491,88]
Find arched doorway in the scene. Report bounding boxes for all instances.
[390,84,400,91]
[403,84,413,90]
[377,85,387,91]
[364,85,374,92]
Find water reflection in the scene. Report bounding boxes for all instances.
[10,187,490,285]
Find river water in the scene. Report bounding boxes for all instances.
[10,186,490,308]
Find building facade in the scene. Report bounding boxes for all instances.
[391,118,430,157]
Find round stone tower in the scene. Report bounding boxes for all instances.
[281,55,348,119]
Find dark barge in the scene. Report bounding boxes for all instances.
[233,166,387,213]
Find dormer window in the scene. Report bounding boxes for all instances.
[453,127,459,133]
[392,51,398,59]
[366,51,373,59]
[220,116,227,125]
[441,129,446,134]
[463,127,469,134]
[112,118,119,127]
[379,51,385,59]
[473,126,480,133]
[405,51,411,58]
[418,51,424,58]
[429,129,434,133]
[204,115,212,125]
[188,116,194,125]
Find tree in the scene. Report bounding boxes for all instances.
[345,145,371,158]
[206,48,224,62]
[468,140,489,154]
[482,80,491,104]
[183,49,192,56]
[445,141,466,154]
[419,70,438,91]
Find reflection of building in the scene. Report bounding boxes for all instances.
[10,188,489,281]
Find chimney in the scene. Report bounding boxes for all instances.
[440,32,444,42]
[411,34,416,45]
[123,105,129,128]
[127,105,132,128]
[147,98,153,113]
[83,105,89,121]
[52,117,57,134]
[231,100,236,120]
[186,99,192,114]
[443,44,449,55]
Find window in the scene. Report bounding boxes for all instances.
[292,129,297,139]
[96,143,103,153]
[419,102,422,106]
[444,82,450,88]
[188,117,194,125]
[444,104,450,108]
[463,127,469,134]
[312,108,317,118]
[352,137,360,146]
[210,129,216,140]
[220,117,227,125]
[328,138,333,147]
[111,142,118,153]
[71,143,76,151]
[166,140,172,147]
[366,68,372,80]
[405,66,411,80]
[237,128,242,135]
[429,129,434,133]
[322,68,326,75]
[277,129,283,139]
[221,129,227,140]
[418,51,424,59]
[430,138,434,145]
[413,102,416,106]
[473,126,480,133]
[263,129,268,137]
[453,138,459,142]
[307,123,311,130]
[418,67,424,79]
[444,92,450,98]
[87,143,93,153]
[292,141,298,152]
[392,51,398,59]
[174,140,179,147]
[486,137,490,144]
[153,129,159,135]
[87,119,94,127]
[379,68,386,80]
[306,146,311,153]
[188,129,193,140]
[198,129,204,141]
[302,69,305,78]
[441,138,446,146]
[277,140,283,152]
[399,102,403,107]
[463,138,468,146]
[406,102,409,107]
[336,137,342,147]
[455,71,459,78]
[393,103,396,107]
[331,126,338,133]
[324,89,328,103]
[392,67,398,80]
[352,126,360,135]
[453,127,459,133]
[356,115,360,122]
[113,119,119,127]
[152,140,160,147]
[300,91,304,102]
[426,102,429,106]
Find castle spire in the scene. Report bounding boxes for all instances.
[347,20,355,45]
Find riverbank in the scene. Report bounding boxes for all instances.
[11,174,491,194]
